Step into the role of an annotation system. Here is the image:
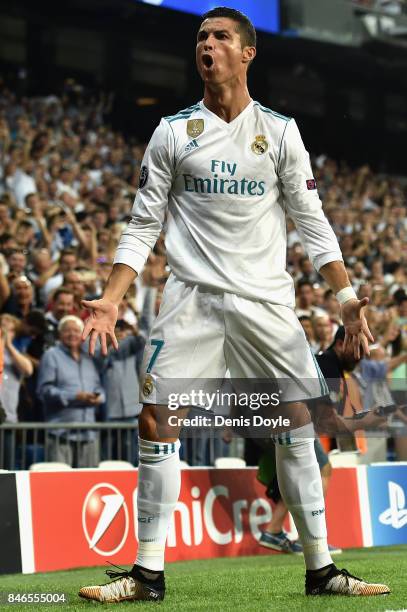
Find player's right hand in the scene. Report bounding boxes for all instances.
[81,298,119,356]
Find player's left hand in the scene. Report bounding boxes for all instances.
[341,297,374,360]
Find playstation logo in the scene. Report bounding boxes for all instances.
[379,481,407,530]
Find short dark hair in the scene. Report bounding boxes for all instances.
[201,6,256,48]
[53,286,74,302]
[333,325,345,344]
[24,309,47,333]
[0,233,13,245]
[17,220,33,229]
[60,248,77,260]
[297,278,313,291]
[24,193,37,204]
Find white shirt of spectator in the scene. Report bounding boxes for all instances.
[9,168,37,208]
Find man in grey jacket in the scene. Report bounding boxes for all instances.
[37,315,105,467]
[96,319,145,464]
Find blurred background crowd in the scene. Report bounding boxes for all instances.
[0,79,405,468]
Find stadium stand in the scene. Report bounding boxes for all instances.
[0,81,406,468]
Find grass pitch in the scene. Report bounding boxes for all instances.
[1,546,406,611]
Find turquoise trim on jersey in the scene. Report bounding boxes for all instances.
[310,348,329,397]
[167,120,177,168]
[276,432,291,446]
[254,101,291,123]
[154,443,175,455]
[277,120,290,169]
[165,103,201,123]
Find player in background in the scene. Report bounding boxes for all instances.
[79,7,390,603]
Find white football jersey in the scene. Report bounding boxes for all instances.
[114,100,342,307]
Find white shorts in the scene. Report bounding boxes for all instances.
[140,274,328,406]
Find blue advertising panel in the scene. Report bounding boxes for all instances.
[137,1,280,34]
[367,465,407,546]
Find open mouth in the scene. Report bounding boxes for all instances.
[202,54,214,68]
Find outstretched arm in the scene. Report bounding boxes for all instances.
[82,263,136,355]
[319,260,373,359]
[278,120,372,358]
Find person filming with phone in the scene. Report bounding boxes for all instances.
[37,314,105,467]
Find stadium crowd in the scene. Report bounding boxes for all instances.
[0,82,406,467]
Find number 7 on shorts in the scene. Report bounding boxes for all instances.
[147,339,164,373]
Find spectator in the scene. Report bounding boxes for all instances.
[0,328,4,424]
[0,314,33,469]
[17,310,53,423]
[44,286,75,341]
[295,279,325,318]
[41,248,78,302]
[297,256,320,284]
[310,327,387,459]
[63,270,91,318]
[313,314,334,354]
[27,248,55,307]
[6,249,28,281]
[37,315,105,467]
[298,315,318,353]
[1,275,35,319]
[323,289,342,324]
[0,314,33,423]
[358,343,407,411]
[96,319,145,464]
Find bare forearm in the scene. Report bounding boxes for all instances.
[388,354,407,372]
[319,260,351,294]
[71,222,89,253]
[103,263,138,305]
[6,344,33,376]
[37,219,52,248]
[312,403,353,435]
[0,272,10,307]
[35,262,59,288]
[88,234,98,268]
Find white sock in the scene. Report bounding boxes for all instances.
[275,424,333,570]
[135,437,181,571]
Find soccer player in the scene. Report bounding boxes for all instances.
[79,7,390,602]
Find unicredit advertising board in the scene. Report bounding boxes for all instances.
[137,1,280,34]
[1,465,407,574]
[19,467,364,573]
[29,469,282,572]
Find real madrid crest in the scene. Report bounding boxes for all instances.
[187,118,204,138]
[143,374,154,397]
[251,134,268,155]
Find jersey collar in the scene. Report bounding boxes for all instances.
[199,99,254,129]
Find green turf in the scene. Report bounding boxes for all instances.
[1,546,405,611]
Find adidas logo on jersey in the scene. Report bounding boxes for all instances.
[185,139,199,152]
